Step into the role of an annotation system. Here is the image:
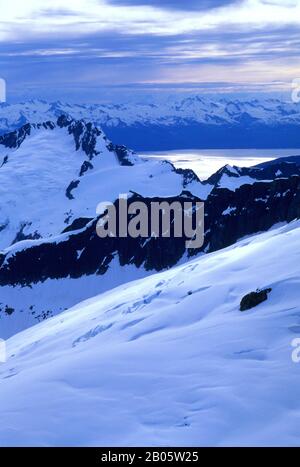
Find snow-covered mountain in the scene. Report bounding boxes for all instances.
[0,117,206,337]
[1,97,300,150]
[0,115,204,249]
[1,221,300,447]
[1,115,300,338]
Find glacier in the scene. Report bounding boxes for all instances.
[0,222,300,446]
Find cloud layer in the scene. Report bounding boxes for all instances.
[108,0,239,11]
[0,0,300,101]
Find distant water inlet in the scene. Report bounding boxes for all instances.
[140,149,300,181]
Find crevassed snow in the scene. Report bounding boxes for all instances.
[1,221,300,447]
[0,259,152,340]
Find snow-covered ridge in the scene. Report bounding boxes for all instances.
[204,158,300,190]
[1,221,300,446]
[0,115,138,163]
[0,116,205,250]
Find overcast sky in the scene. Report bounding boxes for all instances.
[1,0,300,102]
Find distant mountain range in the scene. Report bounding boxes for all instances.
[1,97,300,150]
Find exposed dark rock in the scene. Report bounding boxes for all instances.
[1,155,8,167]
[0,192,202,286]
[4,306,15,316]
[0,123,32,149]
[2,172,300,288]
[11,222,41,245]
[57,116,102,159]
[35,310,53,321]
[0,220,9,233]
[64,210,73,225]
[240,288,272,311]
[174,167,201,187]
[56,114,73,128]
[0,121,55,149]
[62,217,93,233]
[107,143,135,166]
[79,161,93,177]
[1,169,300,290]
[65,180,80,200]
[201,175,300,255]
[205,160,300,187]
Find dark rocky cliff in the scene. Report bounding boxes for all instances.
[1,174,300,287]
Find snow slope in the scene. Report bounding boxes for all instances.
[1,221,300,447]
